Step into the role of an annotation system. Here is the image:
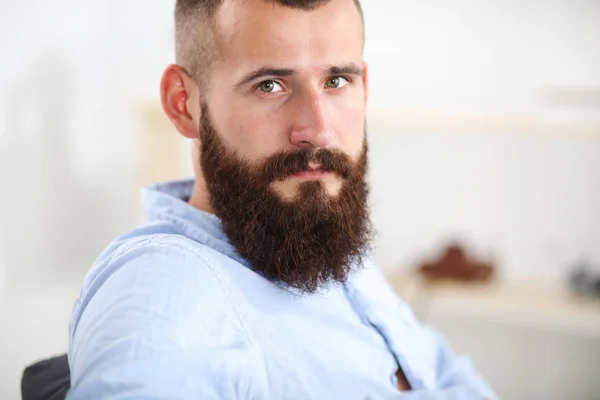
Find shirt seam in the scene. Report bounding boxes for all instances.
[71,236,158,338]
[152,236,256,347]
[74,235,255,349]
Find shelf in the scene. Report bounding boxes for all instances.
[367,108,600,138]
[386,273,600,338]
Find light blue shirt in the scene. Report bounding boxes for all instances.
[67,179,497,399]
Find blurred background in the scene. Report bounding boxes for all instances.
[1,0,599,399]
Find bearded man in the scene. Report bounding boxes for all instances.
[67,1,497,399]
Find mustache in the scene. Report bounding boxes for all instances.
[258,148,353,182]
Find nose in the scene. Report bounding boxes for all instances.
[289,92,332,149]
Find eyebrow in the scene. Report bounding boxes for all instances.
[327,63,364,77]
[234,63,363,89]
[234,68,296,89]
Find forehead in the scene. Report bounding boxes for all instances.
[214,0,364,73]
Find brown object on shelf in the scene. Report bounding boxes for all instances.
[418,244,495,282]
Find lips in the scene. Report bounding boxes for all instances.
[290,161,330,178]
[292,169,329,178]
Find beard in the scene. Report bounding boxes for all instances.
[198,102,373,293]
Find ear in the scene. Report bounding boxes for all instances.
[361,61,369,105]
[160,64,200,139]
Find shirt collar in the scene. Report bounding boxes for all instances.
[141,178,252,268]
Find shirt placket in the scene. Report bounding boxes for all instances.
[342,283,426,391]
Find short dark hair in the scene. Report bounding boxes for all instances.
[175,0,363,88]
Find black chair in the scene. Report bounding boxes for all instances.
[21,354,70,400]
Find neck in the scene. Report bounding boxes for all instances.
[188,179,215,215]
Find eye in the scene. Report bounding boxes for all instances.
[325,76,349,89]
[258,80,283,93]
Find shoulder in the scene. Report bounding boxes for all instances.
[69,232,253,349]
[67,233,267,398]
[76,232,221,304]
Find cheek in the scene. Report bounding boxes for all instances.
[213,98,287,161]
[329,100,365,158]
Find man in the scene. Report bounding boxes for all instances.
[67,0,497,398]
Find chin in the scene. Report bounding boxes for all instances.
[274,180,343,203]
[273,175,344,199]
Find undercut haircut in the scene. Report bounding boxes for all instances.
[175,0,364,89]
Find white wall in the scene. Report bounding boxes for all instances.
[362,0,600,282]
[369,132,600,282]
[0,0,170,284]
[363,0,600,117]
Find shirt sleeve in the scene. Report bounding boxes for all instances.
[67,239,265,400]
[394,331,498,400]
[351,262,499,400]
[391,386,491,399]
